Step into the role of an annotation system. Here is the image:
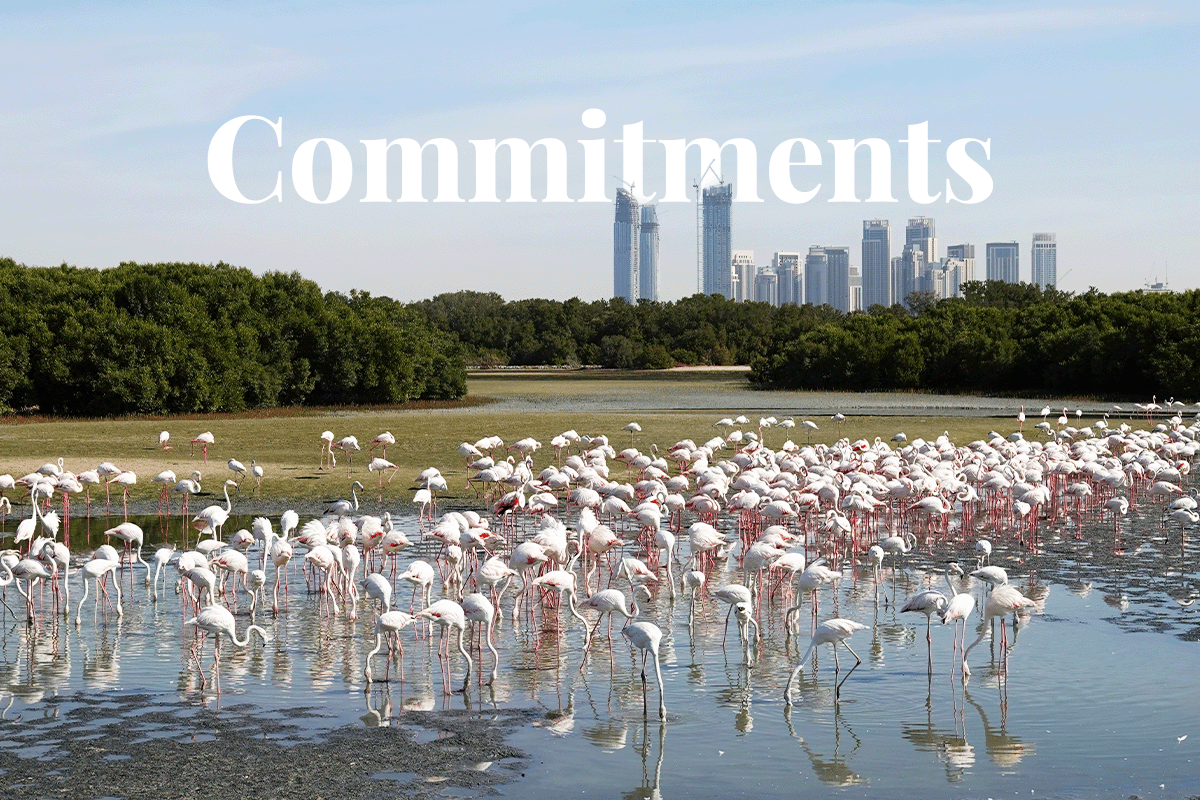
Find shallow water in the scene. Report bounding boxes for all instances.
[2,482,1199,798]
[470,375,1120,417]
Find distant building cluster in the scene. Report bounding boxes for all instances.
[612,183,1058,307]
[612,187,660,302]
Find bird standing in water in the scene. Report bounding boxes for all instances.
[784,618,869,704]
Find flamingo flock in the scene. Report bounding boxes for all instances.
[0,402,1196,723]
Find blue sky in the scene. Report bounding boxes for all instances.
[1,1,1195,301]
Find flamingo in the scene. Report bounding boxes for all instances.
[901,589,948,673]
[364,610,415,683]
[251,461,264,494]
[940,589,976,671]
[398,560,436,612]
[784,618,869,704]
[320,430,336,470]
[75,557,123,625]
[414,599,472,695]
[10,544,58,624]
[461,592,499,684]
[191,431,215,464]
[107,471,137,518]
[150,545,175,600]
[76,469,100,512]
[580,585,646,657]
[336,436,361,477]
[327,481,363,518]
[150,470,176,513]
[622,621,666,719]
[184,604,269,692]
[171,471,203,516]
[192,480,238,540]
[104,522,151,583]
[369,431,396,459]
[159,430,171,449]
[963,584,1037,678]
[368,458,400,490]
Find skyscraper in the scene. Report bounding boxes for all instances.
[848,265,863,312]
[861,220,891,308]
[773,252,803,306]
[638,204,660,301]
[946,244,975,284]
[702,183,733,299]
[825,246,851,313]
[754,269,779,306]
[895,243,925,305]
[986,242,1020,283]
[613,187,639,302]
[1031,233,1057,289]
[906,217,937,263]
[731,250,755,302]
[805,246,829,307]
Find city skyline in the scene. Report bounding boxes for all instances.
[682,212,1059,309]
[1,2,1194,302]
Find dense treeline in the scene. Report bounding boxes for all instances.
[3,258,1192,415]
[0,260,465,415]
[748,282,1200,398]
[410,283,1200,399]
[411,290,839,368]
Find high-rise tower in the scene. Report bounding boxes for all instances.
[906,217,937,263]
[1031,233,1057,289]
[702,183,733,299]
[805,246,829,307]
[986,242,1020,283]
[613,187,640,301]
[639,204,660,302]
[861,220,892,308]
[825,246,851,313]
[773,252,803,306]
[946,244,975,284]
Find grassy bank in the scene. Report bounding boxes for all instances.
[0,372,1035,517]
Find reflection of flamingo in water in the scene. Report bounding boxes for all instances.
[783,700,867,786]
[899,674,976,782]
[964,684,1033,765]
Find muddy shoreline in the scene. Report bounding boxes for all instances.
[0,692,537,800]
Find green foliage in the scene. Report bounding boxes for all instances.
[412,281,1199,399]
[6,259,1187,414]
[751,281,1200,398]
[0,259,465,415]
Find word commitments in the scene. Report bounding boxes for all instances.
[208,109,992,206]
